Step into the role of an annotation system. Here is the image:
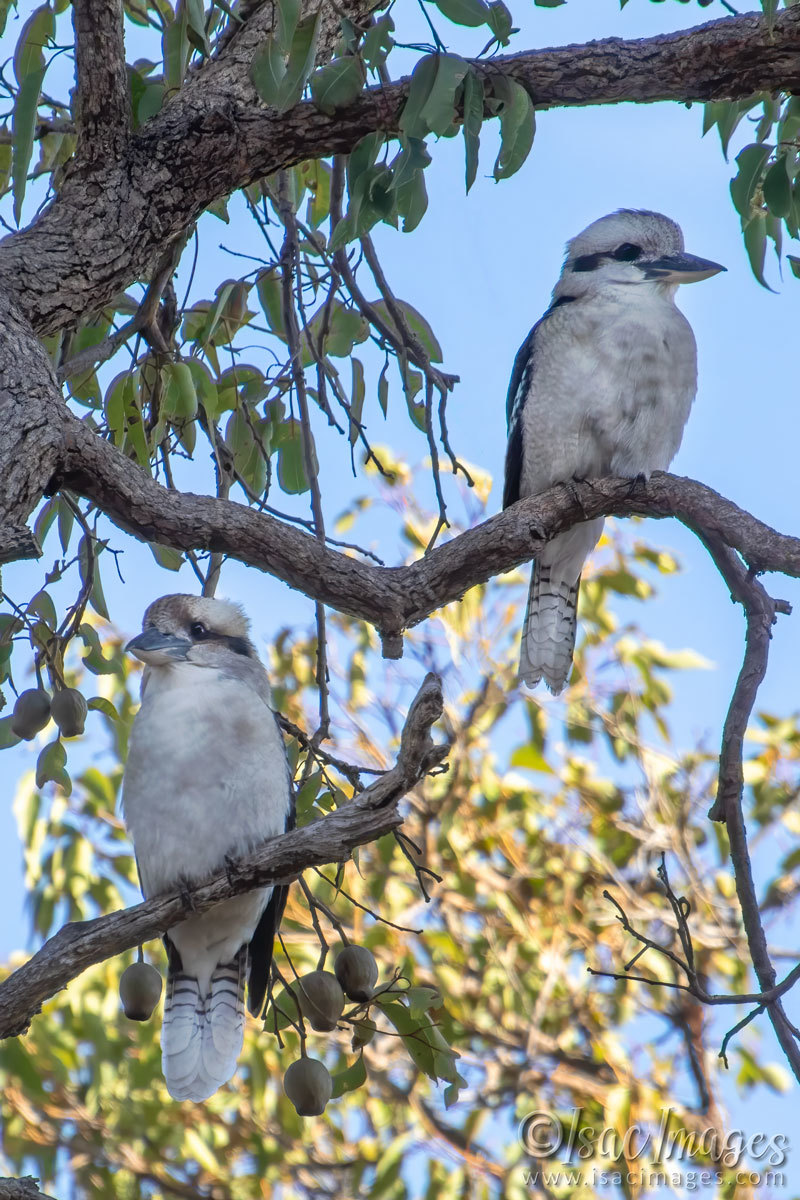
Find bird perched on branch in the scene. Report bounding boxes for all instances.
[503,209,724,693]
[122,594,294,1102]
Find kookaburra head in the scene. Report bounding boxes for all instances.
[126,594,258,674]
[552,209,725,304]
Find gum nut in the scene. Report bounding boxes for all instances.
[120,961,163,1021]
[50,688,88,737]
[334,946,379,1002]
[10,689,51,740]
[295,970,345,1032]
[283,1057,333,1117]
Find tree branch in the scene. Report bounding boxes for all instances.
[71,0,130,163]
[52,421,800,649]
[0,673,447,1040]
[0,8,798,336]
[0,1180,57,1200]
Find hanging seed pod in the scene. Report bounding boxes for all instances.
[283,1057,333,1117]
[335,945,378,1002]
[119,961,163,1021]
[294,971,345,1032]
[10,689,51,740]
[50,688,88,737]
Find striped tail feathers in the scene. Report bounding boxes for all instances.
[519,560,579,694]
[162,951,247,1102]
[518,518,604,694]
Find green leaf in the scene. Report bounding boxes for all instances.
[275,0,300,51]
[186,0,210,54]
[250,37,286,106]
[256,268,287,339]
[149,542,184,571]
[12,67,45,224]
[87,696,120,722]
[535,0,566,6]
[432,0,489,28]
[486,0,513,44]
[461,69,483,192]
[331,1053,367,1098]
[763,154,792,219]
[491,76,535,180]
[277,418,317,494]
[57,497,74,554]
[0,716,22,750]
[421,55,469,137]
[401,54,468,140]
[276,11,321,112]
[163,7,190,93]
[310,56,363,115]
[787,255,800,279]
[361,14,394,71]
[13,4,52,84]
[391,137,431,233]
[730,143,772,221]
[326,304,369,357]
[161,361,199,421]
[743,214,773,290]
[371,298,443,362]
[349,358,365,445]
[510,744,554,773]
[36,738,70,793]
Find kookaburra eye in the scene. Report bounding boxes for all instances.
[613,242,642,261]
[190,621,208,640]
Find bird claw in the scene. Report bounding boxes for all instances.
[625,472,648,499]
[566,476,590,518]
[178,876,197,912]
[223,853,242,888]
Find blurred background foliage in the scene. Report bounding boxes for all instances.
[1,0,800,1194]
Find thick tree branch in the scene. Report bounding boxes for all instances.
[51,418,800,650]
[71,0,130,163]
[0,1180,57,1200]
[0,673,447,1040]
[0,8,798,335]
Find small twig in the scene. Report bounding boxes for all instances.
[313,868,423,934]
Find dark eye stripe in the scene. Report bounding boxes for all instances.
[571,252,606,273]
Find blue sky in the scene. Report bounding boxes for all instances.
[1,0,799,1187]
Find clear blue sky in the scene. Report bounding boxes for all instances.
[1,0,798,1185]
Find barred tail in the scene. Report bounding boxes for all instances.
[519,560,579,694]
[162,950,247,1102]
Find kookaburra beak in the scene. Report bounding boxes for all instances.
[125,628,191,663]
[641,253,726,284]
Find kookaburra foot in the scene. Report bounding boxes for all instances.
[223,852,243,888]
[177,876,198,912]
[625,472,649,498]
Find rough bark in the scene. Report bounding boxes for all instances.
[0,8,797,336]
[0,1180,57,1200]
[71,0,130,162]
[0,673,447,1039]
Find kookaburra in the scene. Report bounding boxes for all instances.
[121,595,294,1102]
[503,209,725,693]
